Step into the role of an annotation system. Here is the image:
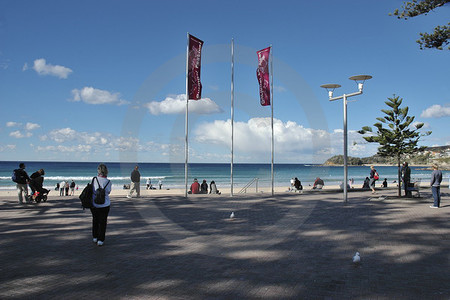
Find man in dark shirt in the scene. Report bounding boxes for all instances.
[402,162,411,197]
[200,179,208,194]
[13,163,30,204]
[127,165,141,198]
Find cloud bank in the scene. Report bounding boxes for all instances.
[193,117,373,159]
[39,127,181,156]
[6,122,40,138]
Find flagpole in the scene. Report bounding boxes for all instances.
[230,38,234,197]
[270,44,274,196]
[185,32,189,198]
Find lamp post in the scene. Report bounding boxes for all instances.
[321,75,372,203]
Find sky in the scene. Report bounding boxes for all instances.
[0,0,449,164]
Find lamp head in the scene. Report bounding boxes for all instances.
[349,75,372,92]
[320,83,341,99]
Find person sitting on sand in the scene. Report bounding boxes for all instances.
[200,179,208,194]
[209,181,221,194]
[313,177,324,189]
[189,178,200,194]
[294,177,302,192]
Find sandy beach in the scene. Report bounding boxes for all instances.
[1,182,434,199]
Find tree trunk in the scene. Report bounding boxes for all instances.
[397,156,402,197]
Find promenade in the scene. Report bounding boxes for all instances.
[0,188,449,299]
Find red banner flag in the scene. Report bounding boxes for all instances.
[256,47,271,106]
[188,34,204,100]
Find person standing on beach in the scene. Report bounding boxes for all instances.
[90,163,112,246]
[127,165,141,198]
[430,164,442,208]
[402,162,411,197]
[369,165,378,194]
[70,180,76,196]
[13,163,30,204]
[65,181,70,196]
[59,180,66,196]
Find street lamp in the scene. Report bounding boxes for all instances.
[321,75,372,203]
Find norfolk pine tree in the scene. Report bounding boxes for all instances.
[358,95,431,196]
[391,0,450,50]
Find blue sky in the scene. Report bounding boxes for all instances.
[0,0,449,163]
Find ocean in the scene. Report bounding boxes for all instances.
[1,161,447,191]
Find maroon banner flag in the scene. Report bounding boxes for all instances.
[256,47,271,106]
[188,34,204,100]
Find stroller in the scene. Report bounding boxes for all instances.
[27,169,50,203]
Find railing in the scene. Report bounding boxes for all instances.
[238,178,259,194]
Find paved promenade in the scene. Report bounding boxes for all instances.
[0,187,449,299]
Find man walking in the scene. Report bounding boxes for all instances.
[13,163,30,204]
[127,165,141,198]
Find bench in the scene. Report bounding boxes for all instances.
[407,180,421,198]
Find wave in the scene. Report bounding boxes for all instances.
[0,175,168,181]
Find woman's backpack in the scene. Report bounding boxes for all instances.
[93,177,110,205]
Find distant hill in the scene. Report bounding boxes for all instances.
[324,145,450,166]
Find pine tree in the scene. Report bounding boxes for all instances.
[358,95,431,196]
[391,0,450,50]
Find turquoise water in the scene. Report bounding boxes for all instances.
[1,161,447,191]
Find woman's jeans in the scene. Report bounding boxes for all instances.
[431,186,440,207]
[90,206,110,242]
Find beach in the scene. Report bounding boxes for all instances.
[2,181,437,201]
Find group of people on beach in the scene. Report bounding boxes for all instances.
[56,180,76,196]
[189,178,221,194]
[11,161,445,248]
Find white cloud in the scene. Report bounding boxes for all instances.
[0,144,16,151]
[22,63,28,71]
[25,122,40,131]
[71,87,129,105]
[145,94,222,115]
[32,58,73,79]
[421,104,450,118]
[6,122,21,127]
[9,130,32,138]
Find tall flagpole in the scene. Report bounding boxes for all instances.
[270,45,274,196]
[230,38,235,197]
[185,32,189,198]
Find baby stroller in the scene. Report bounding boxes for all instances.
[28,169,50,203]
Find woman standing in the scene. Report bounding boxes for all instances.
[91,163,112,246]
[369,165,378,194]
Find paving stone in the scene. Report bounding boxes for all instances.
[0,188,449,299]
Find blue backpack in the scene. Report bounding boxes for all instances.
[12,169,19,183]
